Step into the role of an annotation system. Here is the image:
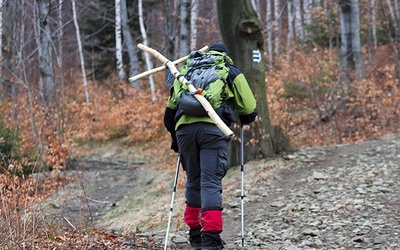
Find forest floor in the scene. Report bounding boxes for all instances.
[40,133,400,249]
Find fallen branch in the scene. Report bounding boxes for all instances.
[137,43,234,137]
[128,46,208,82]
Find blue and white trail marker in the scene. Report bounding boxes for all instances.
[253,49,261,63]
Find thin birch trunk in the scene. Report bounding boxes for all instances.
[180,0,190,57]
[120,0,141,89]
[138,0,156,102]
[287,1,294,62]
[274,0,280,55]
[115,0,124,80]
[58,0,66,133]
[72,0,89,103]
[266,0,273,68]
[190,0,199,51]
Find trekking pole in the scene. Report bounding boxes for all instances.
[240,125,245,248]
[164,154,181,250]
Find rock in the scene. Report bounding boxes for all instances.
[313,171,328,180]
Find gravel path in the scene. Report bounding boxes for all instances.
[214,133,400,250]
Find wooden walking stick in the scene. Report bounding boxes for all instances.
[128,46,208,82]
[137,43,234,137]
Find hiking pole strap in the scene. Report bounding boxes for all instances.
[129,46,209,82]
[137,43,234,137]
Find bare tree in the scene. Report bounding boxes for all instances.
[217,0,275,164]
[274,0,280,55]
[138,0,156,102]
[371,0,377,48]
[72,0,89,103]
[266,0,273,68]
[386,0,399,40]
[121,0,141,89]
[190,0,199,50]
[180,0,190,56]
[115,0,124,80]
[339,0,364,80]
[36,0,55,105]
[164,0,178,60]
[293,0,304,41]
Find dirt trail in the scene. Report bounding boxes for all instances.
[42,133,400,249]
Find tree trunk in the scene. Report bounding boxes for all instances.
[274,0,280,55]
[163,0,177,60]
[121,0,141,89]
[180,0,190,57]
[115,0,124,80]
[217,0,275,165]
[293,0,304,41]
[386,0,398,40]
[138,0,156,102]
[37,0,55,105]
[379,0,400,80]
[266,0,273,68]
[72,0,89,104]
[339,0,364,81]
[371,0,377,48]
[190,0,199,51]
[287,1,294,47]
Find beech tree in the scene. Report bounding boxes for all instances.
[217,0,275,164]
[338,0,364,80]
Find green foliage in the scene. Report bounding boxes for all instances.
[282,81,310,100]
[0,121,20,168]
[0,119,35,176]
[305,11,340,48]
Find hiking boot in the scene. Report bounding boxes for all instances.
[201,232,225,250]
[189,228,202,249]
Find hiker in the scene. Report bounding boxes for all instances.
[163,43,257,249]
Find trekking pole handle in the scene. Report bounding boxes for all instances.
[137,43,234,138]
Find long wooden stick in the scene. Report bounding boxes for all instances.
[128,46,208,82]
[137,43,234,137]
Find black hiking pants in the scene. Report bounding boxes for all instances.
[176,122,230,211]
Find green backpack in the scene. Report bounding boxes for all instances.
[177,50,234,117]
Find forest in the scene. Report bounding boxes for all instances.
[0,0,399,248]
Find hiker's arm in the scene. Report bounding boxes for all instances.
[229,68,258,124]
[164,87,179,152]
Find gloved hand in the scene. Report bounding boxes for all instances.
[239,109,258,125]
[171,137,179,153]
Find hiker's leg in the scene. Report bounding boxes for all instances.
[198,124,229,248]
[176,125,202,248]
